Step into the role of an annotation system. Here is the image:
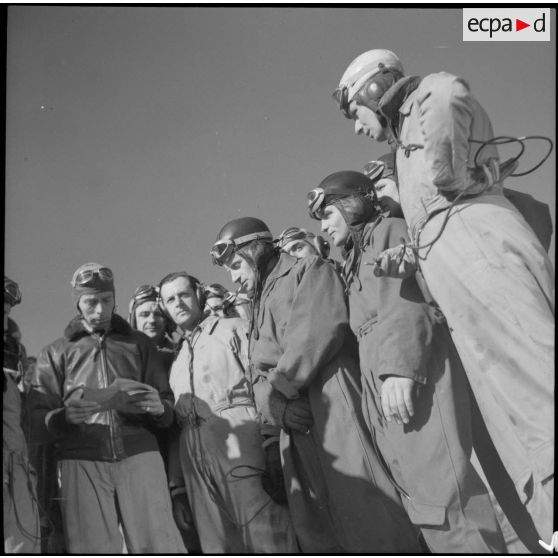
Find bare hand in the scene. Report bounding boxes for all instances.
[65,398,101,424]
[283,397,313,433]
[373,244,417,279]
[171,492,194,531]
[130,390,164,416]
[380,376,419,425]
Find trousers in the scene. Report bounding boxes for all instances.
[3,451,41,554]
[360,325,506,553]
[59,451,186,554]
[419,194,554,541]
[179,406,298,554]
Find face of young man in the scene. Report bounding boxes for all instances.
[224,254,257,297]
[159,277,202,332]
[78,291,115,330]
[134,300,166,340]
[349,101,387,142]
[320,205,350,247]
[282,239,318,259]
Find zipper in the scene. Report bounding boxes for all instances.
[98,334,117,461]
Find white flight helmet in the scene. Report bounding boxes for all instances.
[334,49,404,117]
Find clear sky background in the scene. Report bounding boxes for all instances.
[5,6,556,356]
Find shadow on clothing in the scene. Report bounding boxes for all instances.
[177,396,297,554]
[283,366,422,554]
[469,389,542,554]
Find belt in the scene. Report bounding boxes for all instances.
[177,400,255,428]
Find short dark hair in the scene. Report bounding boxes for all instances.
[158,271,200,293]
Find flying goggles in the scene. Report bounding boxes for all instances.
[128,285,162,321]
[210,231,273,266]
[131,284,159,303]
[361,160,387,181]
[71,267,114,288]
[4,277,22,306]
[205,285,233,311]
[273,227,314,249]
[307,188,327,220]
[332,63,391,119]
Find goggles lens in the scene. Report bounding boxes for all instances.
[362,160,386,182]
[210,231,273,266]
[307,188,326,220]
[4,281,22,305]
[73,267,114,287]
[210,240,235,266]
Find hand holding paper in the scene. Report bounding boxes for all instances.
[76,379,163,415]
[129,389,165,417]
[65,398,101,424]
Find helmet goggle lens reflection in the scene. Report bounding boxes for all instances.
[4,281,22,305]
[72,267,113,287]
[307,188,326,220]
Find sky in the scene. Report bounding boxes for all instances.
[4,6,556,356]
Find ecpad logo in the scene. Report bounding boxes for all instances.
[463,9,550,41]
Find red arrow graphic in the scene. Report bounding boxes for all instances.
[516,19,530,31]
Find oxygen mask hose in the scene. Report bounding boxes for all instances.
[470,135,554,179]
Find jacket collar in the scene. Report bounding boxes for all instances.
[64,313,132,341]
[198,315,220,336]
[251,252,299,333]
[261,252,298,297]
[379,75,422,124]
[175,314,220,352]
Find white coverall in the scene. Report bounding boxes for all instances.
[393,71,554,541]
[168,315,297,554]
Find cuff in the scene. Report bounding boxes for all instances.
[148,400,174,428]
[253,378,289,427]
[260,423,282,438]
[267,368,299,399]
[379,372,427,385]
[45,407,68,437]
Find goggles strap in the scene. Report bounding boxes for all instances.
[231,231,273,246]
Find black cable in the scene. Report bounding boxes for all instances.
[510,136,554,177]
[411,134,554,256]
[470,135,553,178]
